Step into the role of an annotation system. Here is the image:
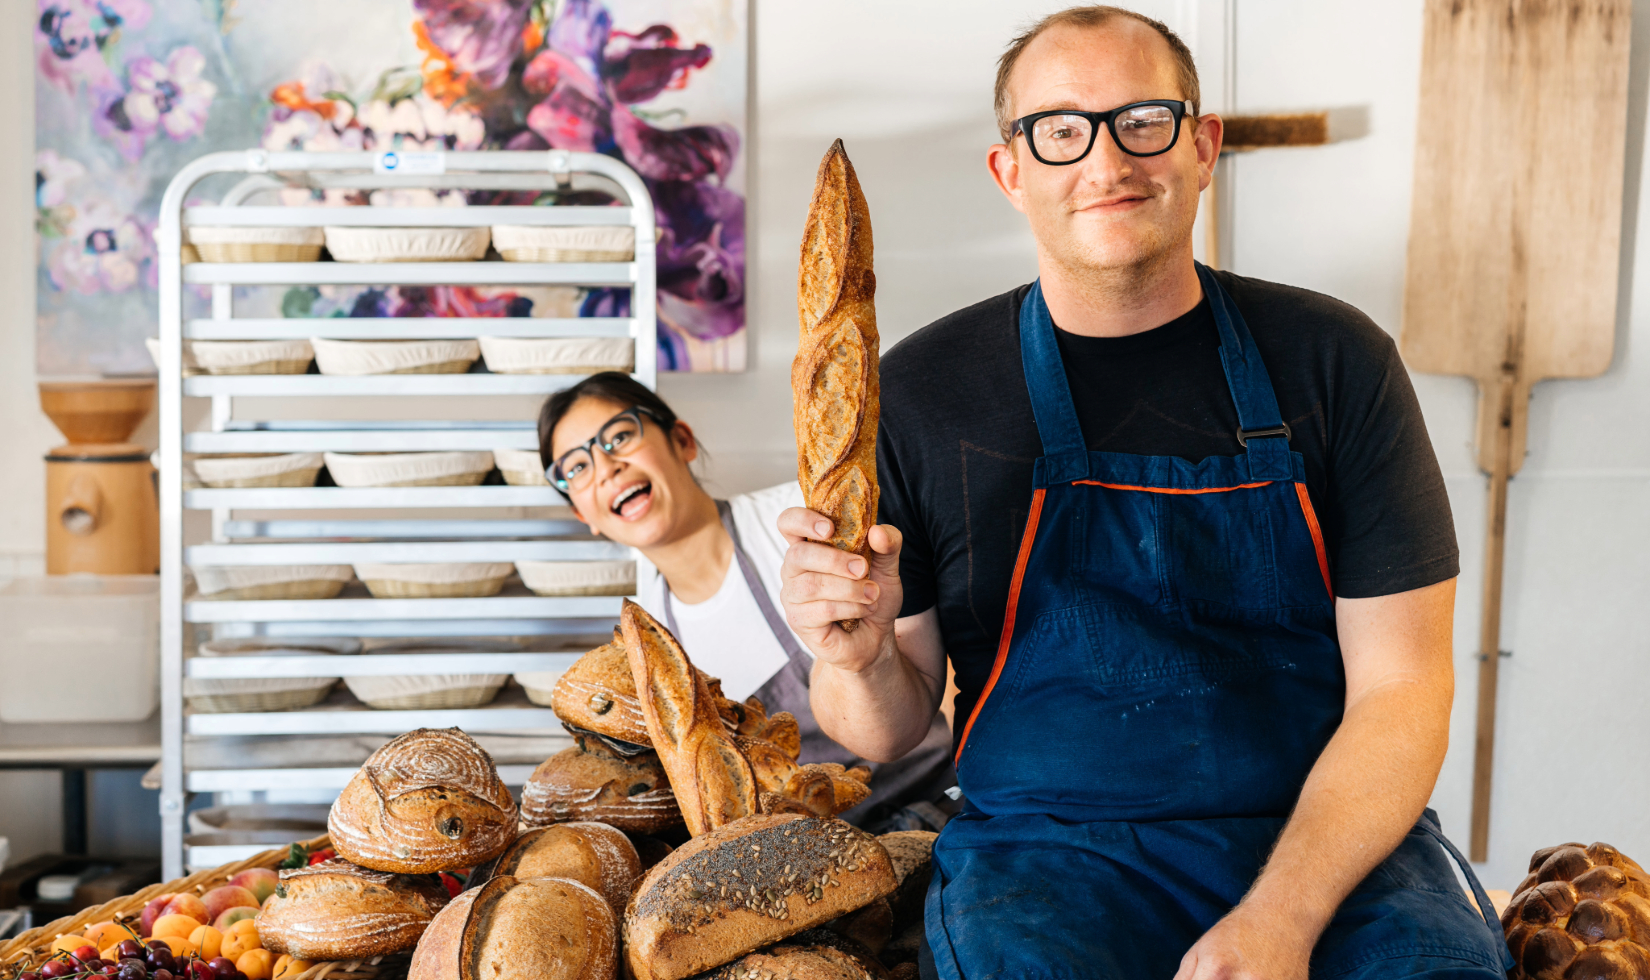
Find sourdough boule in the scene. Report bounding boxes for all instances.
[472,823,641,914]
[258,858,449,960]
[408,875,616,980]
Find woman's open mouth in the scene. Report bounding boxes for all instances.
[610,482,652,519]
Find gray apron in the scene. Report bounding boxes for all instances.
[664,499,954,825]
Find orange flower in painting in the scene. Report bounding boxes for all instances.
[413,20,471,106]
[271,81,337,119]
[521,20,543,55]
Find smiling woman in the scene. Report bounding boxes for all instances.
[536,373,955,831]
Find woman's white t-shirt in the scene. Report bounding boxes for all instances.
[634,482,809,702]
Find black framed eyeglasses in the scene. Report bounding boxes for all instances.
[548,406,663,492]
[1011,100,1193,165]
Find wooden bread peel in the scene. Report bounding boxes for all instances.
[1399,0,1631,862]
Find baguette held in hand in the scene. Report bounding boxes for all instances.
[794,139,880,633]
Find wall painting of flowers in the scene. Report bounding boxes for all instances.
[36,0,748,375]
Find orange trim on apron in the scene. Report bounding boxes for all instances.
[1071,480,1273,495]
[1294,482,1333,598]
[954,487,1046,765]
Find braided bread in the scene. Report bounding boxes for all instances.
[1503,841,1650,979]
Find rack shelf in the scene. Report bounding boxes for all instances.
[156,148,657,877]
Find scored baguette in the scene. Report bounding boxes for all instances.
[794,139,880,632]
[621,598,758,837]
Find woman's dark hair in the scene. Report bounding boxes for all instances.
[536,371,683,479]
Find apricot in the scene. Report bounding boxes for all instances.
[188,925,223,960]
[140,894,177,937]
[152,914,203,941]
[271,955,311,980]
[237,949,274,980]
[153,936,191,958]
[83,922,134,949]
[221,924,260,961]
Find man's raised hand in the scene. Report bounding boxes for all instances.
[777,507,904,673]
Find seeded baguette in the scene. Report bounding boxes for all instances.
[329,727,518,873]
[623,812,897,980]
[259,858,449,961]
[622,599,758,837]
[408,875,616,980]
[521,736,684,834]
[471,823,641,914]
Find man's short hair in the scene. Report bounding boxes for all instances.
[994,6,1201,141]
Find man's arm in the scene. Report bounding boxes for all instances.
[1175,577,1458,980]
[777,508,946,762]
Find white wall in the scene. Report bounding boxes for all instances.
[2,0,1647,891]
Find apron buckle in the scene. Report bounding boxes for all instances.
[1236,422,1291,447]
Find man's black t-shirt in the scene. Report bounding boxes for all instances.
[877,270,1458,739]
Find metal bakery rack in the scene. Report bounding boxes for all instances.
[154,149,656,878]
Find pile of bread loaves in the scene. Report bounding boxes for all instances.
[253,600,935,980]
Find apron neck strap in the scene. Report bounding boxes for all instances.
[662,499,816,675]
[1017,265,1293,483]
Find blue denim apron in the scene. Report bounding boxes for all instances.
[922,267,1512,980]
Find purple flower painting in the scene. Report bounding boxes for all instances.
[36,0,748,375]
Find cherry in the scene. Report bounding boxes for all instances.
[189,960,215,980]
[20,972,41,980]
[144,947,175,972]
[151,971,174,980]
[207,959,236,980]
[229,973,246,980]
[40,959,73,979]
[117,942,145,962]
[74,948,101,964]
[118,960,147,980]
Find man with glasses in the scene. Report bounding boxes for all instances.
[778,6,1512,980]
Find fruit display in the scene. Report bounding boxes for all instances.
[1502,841,1650,980]
[12,900,301,980]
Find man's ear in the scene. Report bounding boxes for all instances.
[987,140,1028,214]
[672,420,700,465]
[1193,113,1223,191]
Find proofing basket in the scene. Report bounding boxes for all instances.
[310,338,480,376]
[491,447,549,487]
[184,637,358,714]
[476,335,634,375]
[516,560,636,597]
[191,565,354,601]
[491,225,635,262]
[353,562,513,599]
[343,638,516,710]
[191,453,323,489]
[324,226,490,263]
[0,833,406,980]
[186,225,325,263]
[145,337,202,376]
[323,451,494,489]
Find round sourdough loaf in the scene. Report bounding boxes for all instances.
[408,875,617,980]
[520,737,682,834]
[330,727,519,873]
[258,858,449,960]
[473,823,641,914]
[622,812,897,980]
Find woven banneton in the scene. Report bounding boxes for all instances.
[195,242,323,264]
[0,835,346,978]
[203,358,314,376]
[199,467,322,490]
[520,684,553,707]
[358,575,509,599]
[198,580,347,602]
[354,684,503,710]
[497,246,633,263]
[186,683,335,714]
[383,359,474,375]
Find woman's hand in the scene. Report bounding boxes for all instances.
[777,507,904,674]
